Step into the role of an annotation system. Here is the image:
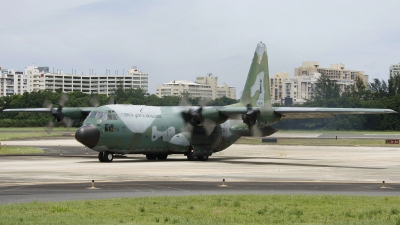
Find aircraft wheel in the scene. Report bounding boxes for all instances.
[103,151,113,162]
[186,152,197,161]
[157,154,168,160]
[146,154,157,160]
[98,152,105,162]
[198,156,209,161]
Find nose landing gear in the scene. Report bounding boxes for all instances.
[98,151,114,162]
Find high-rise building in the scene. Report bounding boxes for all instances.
[270,71,320,104]
[0,67,27,97]
[295,62,368,83]
[156,74,236,100]
[294,62,367,93]
[390,63,400,77]
[24,65,149,95]
[270,61,367,105]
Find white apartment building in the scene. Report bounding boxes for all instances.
[270,61,367,105]
[295,62,368,85]
[24,65,149,96]
[156,74,236,100]
[390,63,400,77]
[0,67,28,97]
[270,71,320,105]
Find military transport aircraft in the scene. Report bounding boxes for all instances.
[3,42,396,162]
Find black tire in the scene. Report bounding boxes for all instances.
[98,152,105,162]
[198,156,209,161]
[103,151,113,162]
[146,154,157,160]
[156,154,168,160]
[186,152,197,161]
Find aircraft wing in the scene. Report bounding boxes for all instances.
[3,108,54,113]
[274,107,397,119]
[3,107,94,114]
[218,107,252,120]
[218,106,396,120]
[2,107,95,120]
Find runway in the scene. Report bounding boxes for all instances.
[1,181,399,204]
[1,134,400,204]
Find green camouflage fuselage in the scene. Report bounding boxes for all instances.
[85,104,241,154]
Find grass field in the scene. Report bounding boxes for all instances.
[0,127,75,141]
[277,130,400,134]
[1,195,400,224]
[236,138,396,146]
[0,146,44,154]
[0,127,76,132]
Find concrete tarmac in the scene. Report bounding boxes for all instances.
[1,135,400,204]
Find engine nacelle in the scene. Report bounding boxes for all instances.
[229,122,277,137]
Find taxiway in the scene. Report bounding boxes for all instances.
[1,134,400,203]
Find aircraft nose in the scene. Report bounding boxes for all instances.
[75,124,100,148]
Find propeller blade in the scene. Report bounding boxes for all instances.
[62,117,73,129]
[250,125,263,137]
[42,100,53,109]
[45,121,54,134]
[182,122,194,134]
[59,93,68,106]
[178,97,192,107]
[203,118,216,136]
[198,98,211,107]
[89,95,100,107]
[107,97,115,105]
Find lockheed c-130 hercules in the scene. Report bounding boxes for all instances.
[3,42,397,162]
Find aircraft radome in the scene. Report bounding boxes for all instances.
[3,42,397,162]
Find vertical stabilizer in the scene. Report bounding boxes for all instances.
[232,42,271,108]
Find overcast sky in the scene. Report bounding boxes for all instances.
[1,0,399,96]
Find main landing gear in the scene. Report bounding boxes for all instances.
[145,154,168,160]
[186,152,209,161]
[98,151,113,162]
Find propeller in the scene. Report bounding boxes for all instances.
[240,93,274,137]
[43,93,72,133]
[180,97,216,136]
[242,104,258,126]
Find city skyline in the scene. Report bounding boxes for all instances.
[1,0,400,96]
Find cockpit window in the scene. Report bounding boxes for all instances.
[95,112,106,119]
[107,110,118,120]
[88,111,97,118]
[88,110,118,120]
[111,112,118,120]
[107,110,113,120]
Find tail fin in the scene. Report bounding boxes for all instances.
[234,42,271,108]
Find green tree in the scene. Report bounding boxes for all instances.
[369,78,388,99]
[312,73,340,101]
[388,72,400,96]
[211,96,239,106]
